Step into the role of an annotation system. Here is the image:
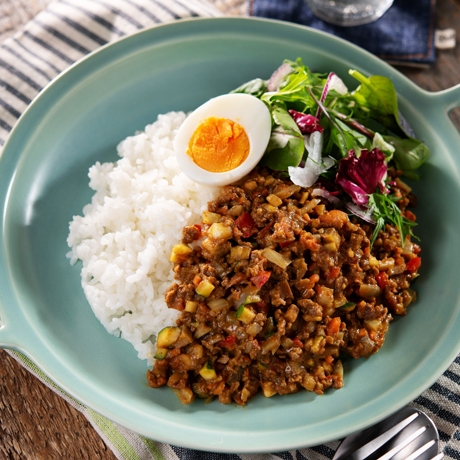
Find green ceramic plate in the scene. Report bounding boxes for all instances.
[1,17,460,453]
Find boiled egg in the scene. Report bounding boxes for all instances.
[174,93,272,186]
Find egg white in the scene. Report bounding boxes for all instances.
[174,93,272,186]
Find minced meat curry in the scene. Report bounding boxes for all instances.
[147,168,421,405]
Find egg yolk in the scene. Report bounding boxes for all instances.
[187,117,250,172]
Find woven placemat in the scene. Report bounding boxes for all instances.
[0,0,247,42]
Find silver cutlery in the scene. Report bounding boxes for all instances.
[333,406,443,460]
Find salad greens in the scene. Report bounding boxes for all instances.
[231,58,429,246]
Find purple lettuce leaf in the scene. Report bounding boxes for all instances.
[336,148,388,206]
[288,110,324,134]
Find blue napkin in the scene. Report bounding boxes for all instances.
[250,0,437,66]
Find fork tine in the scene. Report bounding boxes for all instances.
[376,426,427,460]
[430,454,444,460]
[341,412,419,460]
[403,439,436,460]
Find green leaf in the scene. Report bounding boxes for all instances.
[347,69,412,141]
[262,60,325,113]
[325,118,371,158]
[335,118,370,149]
[271,103,301,134]
[384,136,430,171]
[262,127,305,170]
[368,192,418,248]
[231,78,267,98]
[372,132,395,160]
[350,71,397,113]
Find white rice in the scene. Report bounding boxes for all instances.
[66,112,219,363]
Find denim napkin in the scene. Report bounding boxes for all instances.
[250,0,437,66]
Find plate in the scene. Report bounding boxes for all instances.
[1,17,460,453]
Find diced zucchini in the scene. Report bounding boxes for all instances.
[185,300,198,313]
[195,279,215,297]
[243,295,261,305]
[169,243,193,262]
[263,317,276,337]
[229,245,251,264]
[339,301,356,312]
[257,361,269,371]
[236,305,256,324]
[156,326,181,348]
[199,360,217,381]
[202,211,221,224]
[153,347,168,360]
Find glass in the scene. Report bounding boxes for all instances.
[305,0,394,26]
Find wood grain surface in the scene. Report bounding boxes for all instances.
[1,0,460,459]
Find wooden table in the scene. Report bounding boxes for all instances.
[1,1,460,458]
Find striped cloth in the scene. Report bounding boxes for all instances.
[2,1,460,459]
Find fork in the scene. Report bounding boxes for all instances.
[332,406,443,460]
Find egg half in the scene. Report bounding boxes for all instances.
[175,93,272,186]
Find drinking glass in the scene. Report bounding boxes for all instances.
[304,0,394,26]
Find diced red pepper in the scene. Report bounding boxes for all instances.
[234,212,257,238]
[376,271,389,290]
[292,337,304,348]
[404,210,416,222]
[406,257,421,273]
[327,267,340,280]
[299,233,321,251]
[218,335,236,350]
[258,223,273,240]
[279,241,292,249]
[251,270,271,288]
[327,317,341,336]
[193,224,202,239]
